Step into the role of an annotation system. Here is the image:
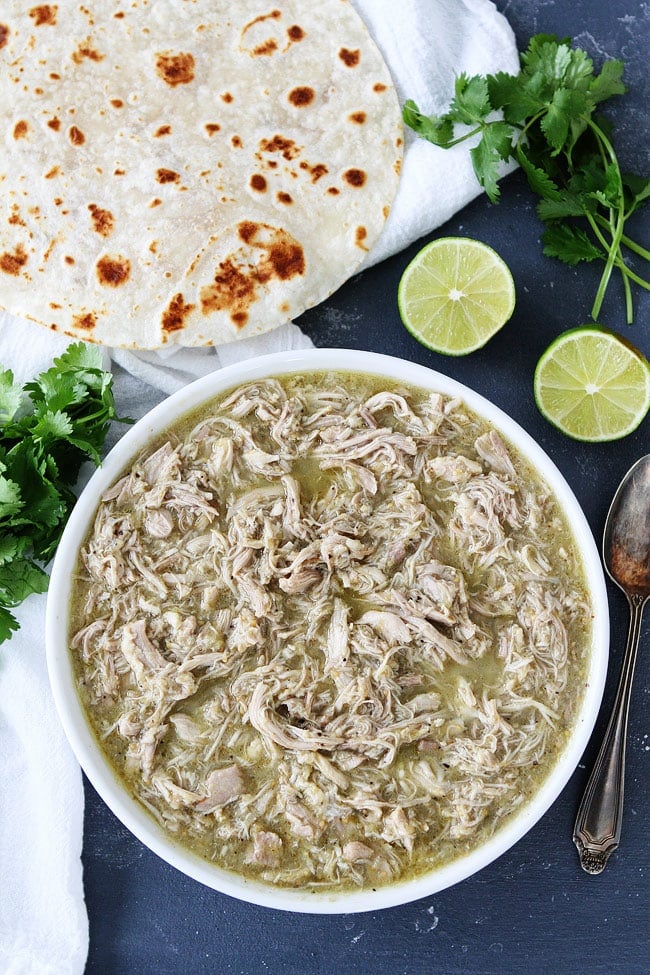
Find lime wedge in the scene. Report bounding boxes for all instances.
[397,237,516,355]
[534,327,650,442]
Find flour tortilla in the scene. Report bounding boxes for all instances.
[0,1,402,348]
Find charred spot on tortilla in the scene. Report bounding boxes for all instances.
[47,116,61,130]
[72,311,96,330]
[252,38,277,56]
[259,134,300,161]
[8,205,25,227]
[156,168,180,184]
[205,123,221,136]
[250,174,267,192]
[355,226,368,250]
[276,191,292,205]
[44,165,60,179]
[0,23,9,48]
[348,112,366,125]
[110,98,124,109]
[343,168,366,188]
[42,239,56,263]
[68,125,85,145]
[155,51,195,87]
[231,135,243,148]
[161,293,195,333]
[88,203,114,237]
[373,82,387,92]
[200,258,257,324]
[238,221,257,245]
[299,162,328,182]
[71,42,104,63]
[339,47,360,67]
[0,245,28,276]
[96,255,130,287]
[64,255,75,265]
[288,86,314,107]
[221,92,233,103]
[244,9,281,29]
[287,25,305,42]
[13,120,29,139]
[200,224,304,324]
[154,125,171,137]
[29,5,58,26]
[265,232,304,280]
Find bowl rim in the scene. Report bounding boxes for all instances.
[46,347,609,913]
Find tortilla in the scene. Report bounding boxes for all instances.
[0,1,402,348]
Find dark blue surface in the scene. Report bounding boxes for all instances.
[83,3,649,972]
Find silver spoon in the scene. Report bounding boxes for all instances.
[573,453,649,874]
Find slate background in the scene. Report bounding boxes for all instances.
[82,1,649,971]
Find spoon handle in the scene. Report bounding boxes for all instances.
[573,593,646,874]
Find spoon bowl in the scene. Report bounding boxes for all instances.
[604,454,650,596]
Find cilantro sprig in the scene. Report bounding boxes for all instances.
[0,342,128,643]
[403,34,650,324]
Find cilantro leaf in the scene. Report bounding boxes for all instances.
[488,71,544,125]
[622,173,650,213]
[0,475,23,520]
[448,74,491,124]
[516,149,562,200]
[590,59,626,103]
[470,123,515,202]
[401,101,454,146]
[0,607,19,643]
[0,536,24,565]
[31,409,75,444]
[541,224,606,265]
[0,559,49,608]
[541,88,590,154]
[537,191,589,221]
[520,35,572,91]
[0,370,23,425]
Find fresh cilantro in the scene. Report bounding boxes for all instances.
[448,74,492,124]
[403,34,650,324]
[0,369,24,424]
[0,343,130,644]
[541,223,606,264]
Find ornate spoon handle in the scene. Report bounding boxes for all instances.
[573,593,646,874]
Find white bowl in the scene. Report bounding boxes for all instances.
[46,349,609,913]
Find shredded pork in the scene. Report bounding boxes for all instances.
[71,374,591,889]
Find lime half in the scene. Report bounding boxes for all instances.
[534,326,650,442]
[397,237,516,355]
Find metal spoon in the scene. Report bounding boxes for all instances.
[573,454,650,874]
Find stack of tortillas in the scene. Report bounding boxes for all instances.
[0,1,402,349]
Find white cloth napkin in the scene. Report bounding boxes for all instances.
[0,3,518,971]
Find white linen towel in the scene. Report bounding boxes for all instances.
[0,3,518,971]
